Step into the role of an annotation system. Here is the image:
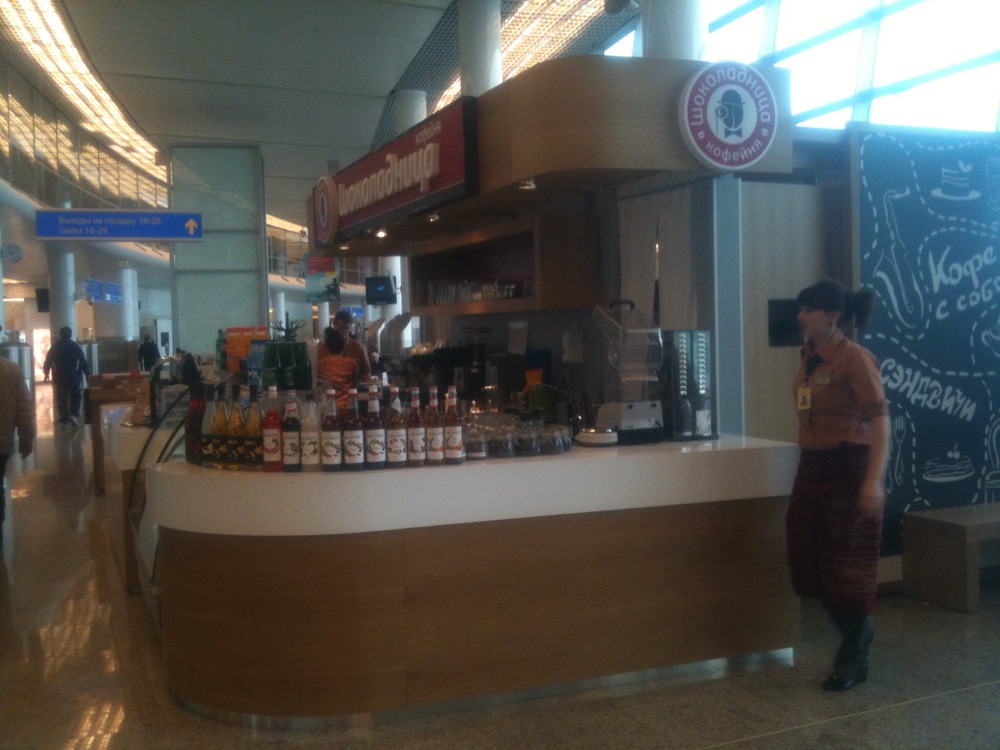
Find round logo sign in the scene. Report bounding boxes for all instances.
[313,176,339,247]
[678,61,778,171]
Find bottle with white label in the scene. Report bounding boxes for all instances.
[281,390,302,472]
[406,387,426,468]
[364,386,386,469]
[320,389,342,472]
[444,385,465,465]
[385,386,408,468]
[262,385,283,472]
[300,394,321,472]
[424,385,444,466]
[342,388,365,471]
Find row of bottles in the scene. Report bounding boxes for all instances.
[259,384,466,473]
[184,382,264,470]
[185,383,467,472]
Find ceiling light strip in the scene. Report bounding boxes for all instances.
[0,0,166,181]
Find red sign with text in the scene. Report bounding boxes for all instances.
[313,97,478,246]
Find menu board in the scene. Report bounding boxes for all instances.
[856,127,1000,555]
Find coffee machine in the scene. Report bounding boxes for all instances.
[593,300,665,444]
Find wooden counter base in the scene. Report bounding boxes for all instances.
[159,496,798,718]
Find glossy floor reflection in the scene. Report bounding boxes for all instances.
[2,384,999,749]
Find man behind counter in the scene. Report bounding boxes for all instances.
[321,309,371,381]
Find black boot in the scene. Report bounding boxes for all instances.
[823,613,872,691]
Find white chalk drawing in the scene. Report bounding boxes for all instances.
[858,129,1000,551]
[922,445,975,483]
[876,187,926,330]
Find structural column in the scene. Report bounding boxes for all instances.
[316,300,330,335]
[46,243,76,339]
[640,0,706,60]
[458,0,502,96]
[170,146,267,355]
[273,292,286,332]
[120,265,139,342]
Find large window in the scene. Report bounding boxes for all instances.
[610,0,1000,133]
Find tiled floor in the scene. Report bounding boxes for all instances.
[2,384,999,749]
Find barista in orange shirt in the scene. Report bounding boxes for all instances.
[319,310,372,382]
[317,327,358,412]
[786,278,890,693]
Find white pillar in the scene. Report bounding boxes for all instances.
[641,0,706,60]
[47,244,76,339]
[317,300,330,334]
[121,266,139,341]
[389,85,432,352]
[459,0,502,96]
[273,291,286,334]
[395,90,427,132]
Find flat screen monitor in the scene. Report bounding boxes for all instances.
[35,288,50,313]
[768,298,801,347]
[365,276,396,305]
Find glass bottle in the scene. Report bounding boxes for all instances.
[184,382,206,465]
[281,389,302,472]
[342,387,365,471]
[364,386,386,470]
[424,385,444,466]
[385,386,407,468]
[210,383,229,469]
[406,386,426,468]
[444,385,465,465]
[225,383,246,469]
[262,385,284,473]
[200,385,217,467]
[243,384,264,470]
[300,394,321,472]
[320,389,342,472]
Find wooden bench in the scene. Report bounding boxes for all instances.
[902,504,1000,613]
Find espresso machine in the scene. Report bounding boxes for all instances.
[593,300,664,444]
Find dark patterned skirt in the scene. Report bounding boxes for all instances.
[786,444,883,615]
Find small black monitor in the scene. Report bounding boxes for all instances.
[768,298,801,347]
[365,276,396,305]
[35,288,50,313]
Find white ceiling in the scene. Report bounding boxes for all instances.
[0,1,637,289]
[61,0,455,229]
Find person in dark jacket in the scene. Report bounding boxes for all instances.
[43,327,91,429]
[138,334,160,371]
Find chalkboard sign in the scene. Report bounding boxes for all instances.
[855,126,1000,556]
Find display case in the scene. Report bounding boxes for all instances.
[408,212,598,316]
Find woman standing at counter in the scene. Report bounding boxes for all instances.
[317,327,358,412]
[786,279,890,692]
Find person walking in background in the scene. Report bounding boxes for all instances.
[43,326,91,429]
[786,279,890,692]
[0,327,35,539]
[138,334,160,372]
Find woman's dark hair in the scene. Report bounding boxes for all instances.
[796,278,876,329]
[323,326,346,355]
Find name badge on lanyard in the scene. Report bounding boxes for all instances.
[797,386,811,410]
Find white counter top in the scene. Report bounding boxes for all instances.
[138,435,798,576]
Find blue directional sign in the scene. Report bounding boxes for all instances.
[84,278,104,300]
[104,282,122,304]
[35,209,203,241]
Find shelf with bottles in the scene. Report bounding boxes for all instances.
[407,211,598,317]
[252,339,312,392]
